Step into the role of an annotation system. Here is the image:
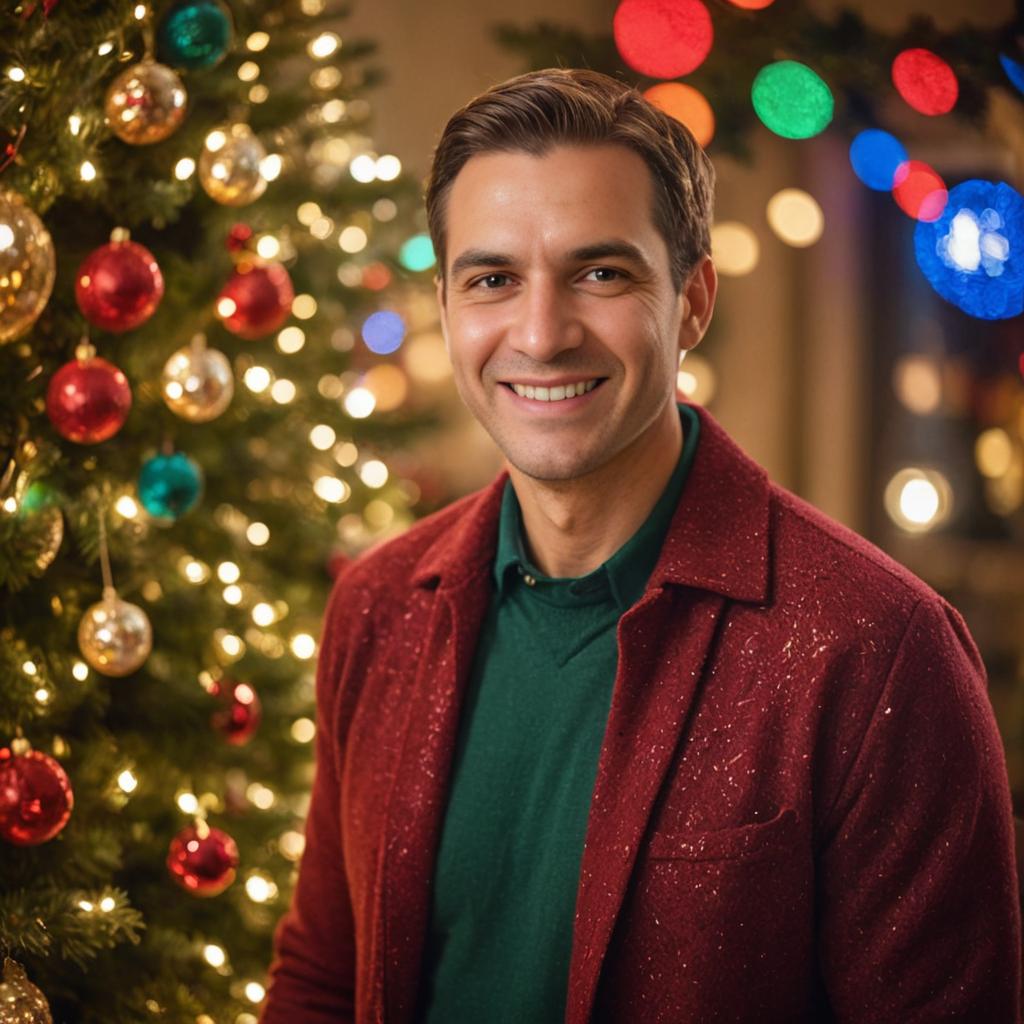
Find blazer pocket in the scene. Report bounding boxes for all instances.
[646,805,798,861]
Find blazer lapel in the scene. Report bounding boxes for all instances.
[565,586,728,1024]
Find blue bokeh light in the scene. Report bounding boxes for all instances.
[999,54,1024,96]
[849,129,908,191]
[399,234,436,273]
[361,310,406,355]
[914,179,1024,321]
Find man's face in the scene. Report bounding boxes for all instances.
[437,143,710,483]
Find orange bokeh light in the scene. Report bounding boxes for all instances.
[643,82,715,147]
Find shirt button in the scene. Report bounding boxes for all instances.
[522,573,537,587]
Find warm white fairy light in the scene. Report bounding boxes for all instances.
[203,944,227,968]
[80,160,97,182]
[256,235,280,260]
[260,155,283,183]
[115,495,139,519]
[244,982,266,1004]
[311,66,341,91]
[97,41,114,55]
[359,460,389,489]
[292,294,317,319]
[68,114,82,136]
[290,718,315,743]
[2,496,17,513]
[252,602,275,626]
[78,900,94,912]
[217,561,240,584]
[237,61,260,82]
[133,4,147,19]
[290,633,316,660]
[183,559,210,584]
[177,791,199,814]
[313,476,348,503]
[100,895,116,911]
[22,660,37,676]
[72,660,89,682]
[279,830,305,860]
[245,872,278,903]
[246,31,269,51]
[7,66,25,82]
[243,366,271,393]
[321,99,345,123]
[338,226,367,253]
[308,32,341,59]
[375,155,401,181]
[248,84,269,104]
[270,379,296,404]
[218,632,245,658]
[276,326,305,354]
[344,387,376,419]
[35,688,50,704]
[349,155,376,183]
[333,441,358,467]
[309,216,333,240]
[222,585,242,605]
[246,782,275,809]
[246,522,269,546]
[297,201,321,225]
[309,424,335,450]
[117,769,138,794]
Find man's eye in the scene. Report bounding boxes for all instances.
[475,273,509,289]
[587,267,623,282]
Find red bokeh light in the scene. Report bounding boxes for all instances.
[892,160,948,222]
[892,48,958,116]
[613,0,713,79]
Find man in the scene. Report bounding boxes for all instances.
[262,69,1020,1022]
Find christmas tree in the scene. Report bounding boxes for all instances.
[0,1,447,1020]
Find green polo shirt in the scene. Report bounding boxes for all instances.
[417,403,700,1023]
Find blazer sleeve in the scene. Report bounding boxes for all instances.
[261,574,358,1023]
[816,595,1022,1021]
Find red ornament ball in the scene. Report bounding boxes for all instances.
[891,48,959,116]
[167,823,239,895]
[0,747,74,846]
[46,356,132,443]
[210,678,262,745]
[613,0,713,79]
[76,238,164,332]
[216,260,293,340]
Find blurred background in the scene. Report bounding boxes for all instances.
[0,0,1020,1019]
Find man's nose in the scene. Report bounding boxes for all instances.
[508,277,585,361]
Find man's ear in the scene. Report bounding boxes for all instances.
[678,255,718,354]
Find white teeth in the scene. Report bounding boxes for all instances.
[511,379,599,402]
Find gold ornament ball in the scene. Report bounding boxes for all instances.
[0,958,52,1024]
[77,589,152,677]
[0,190,56,345]
[162,341,234,422]
[198,124,267,206]
[105,59,187,145]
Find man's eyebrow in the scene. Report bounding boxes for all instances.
[566,239,654,272]
[449,249,515,279]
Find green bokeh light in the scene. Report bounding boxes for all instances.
[399,234,436,273]
[751,61,834,140]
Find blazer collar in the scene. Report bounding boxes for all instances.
[410,402,771,604]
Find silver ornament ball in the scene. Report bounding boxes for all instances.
[162,340,234,422]
[77,589,152,678]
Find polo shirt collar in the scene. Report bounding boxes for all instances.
[411,401,771,605]
[492,403,701,613]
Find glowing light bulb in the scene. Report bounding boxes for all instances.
[217,561,240,584]
[117,769,138,793]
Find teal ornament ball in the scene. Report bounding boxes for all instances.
[157,0,233,70]
[138,452,203,521]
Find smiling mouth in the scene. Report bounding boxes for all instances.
[501,378,606,402]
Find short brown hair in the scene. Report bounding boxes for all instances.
[425,67,715,294]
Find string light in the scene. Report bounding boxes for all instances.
[372,198,397,222]
[277,326,305,353]
[322,99,345,123]
[279,830,305,860]
[244,872,278,903]
[343,387,376,419]
[203,944,227,968]
[313,476,349,503]
[292,294,317,319]
[270,379,296,404]
[2,496,16,514]
[349,155,376,183]
[884,467,951,532]
[222,585,242,605]
[246,31,269,51]
[359,460,389,488]
[217,561,240,584]
[72,660,89,681]
[710,222,759,276]
[251,602,275,626]
[243,366,271,393]
[176,791,199,814]
[117,769,138,793]
[35,688,50,704]
[256,235,280,260]
[246,782,275,809]
[100,895,116,912]
[375,155,401,181]
[309,424,336,450]
[244,982,266,1004]
[297,201,321,225]
[246,522,270,546]
[7,66,25,82]
[97,41,114,56]
[290,633,316,659]
[115,495,140,518]
[133,3,147,18]
[237,61,260,82]
[259,154,282,181]
[290,718,315,743]
[80,161,97,182]
[333,441,358,467]
[248,84,269,104]
[22,660,37,676]
[308,32,341,59]
[68,114,82,136]
[78,900,94,912]
[339,226,367,253]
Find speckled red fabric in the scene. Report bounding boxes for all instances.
[262,402,1021,1024]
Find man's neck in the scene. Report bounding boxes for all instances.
[507,403,683,579]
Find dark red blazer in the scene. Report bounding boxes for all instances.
[262,403,1021,1023]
